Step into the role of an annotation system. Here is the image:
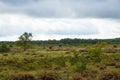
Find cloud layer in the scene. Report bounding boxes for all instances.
[0,14,120,41]
[0,0,120,18]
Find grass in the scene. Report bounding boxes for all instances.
[0,44,120,80]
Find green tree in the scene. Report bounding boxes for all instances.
[16,32,33,51]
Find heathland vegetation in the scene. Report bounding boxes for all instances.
[0,32,120,80]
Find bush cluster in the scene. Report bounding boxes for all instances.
[0,43,10,52]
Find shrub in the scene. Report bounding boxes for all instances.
[115,53,120,60]
[0,43,10,52]
[75,63,86,73]
[113,44,117,48]
[49,46,52,49]
[75,54,88,73]
[58,44,62,47]
[71,50,79,64]
[87,42,105,62]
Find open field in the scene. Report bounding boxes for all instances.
[0,43,120,80]
[0,0,120,80]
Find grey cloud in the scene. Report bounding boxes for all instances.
[0,0,37,6]
[0,0,120,18]
[0,14,120,40]
[0,24,99,37]
[48,25,99,35]
[0,14,100,37]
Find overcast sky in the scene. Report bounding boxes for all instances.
[0,0,120,41]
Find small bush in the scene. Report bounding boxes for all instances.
[75,63,86,73]
[113,44,117,48]
[49,46,52,49]
[71,50,79,64]
[0,43,10,52]
[115,53,120,60]
[75,54,88,72]
[87,42,105,62]
[58,44,62,47]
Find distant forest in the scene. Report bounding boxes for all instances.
[1,38,120,46]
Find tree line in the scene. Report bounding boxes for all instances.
[32,38,120,45]
[0,33,120,46]
[0,32,120,52]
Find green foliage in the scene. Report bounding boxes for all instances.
[79,54,88,65]
[0,43,10,52]
[58,44,62,47]
[115,53,120,60]
[0,40,120,80]
[54,54,66,67]
[16,32,33,51]
[71,50,79,64]
[65,60,71,68]
[1,38,120,46]
[23,63,39,71]
[49,46,52,49]
[75,55,88,72]
[75,63,86,73]
[87,42,105,62]
[113,44,117,48]
[73,50,79,59]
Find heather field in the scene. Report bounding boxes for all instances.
[0,42,120,80]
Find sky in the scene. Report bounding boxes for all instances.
[0,0,120,41]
